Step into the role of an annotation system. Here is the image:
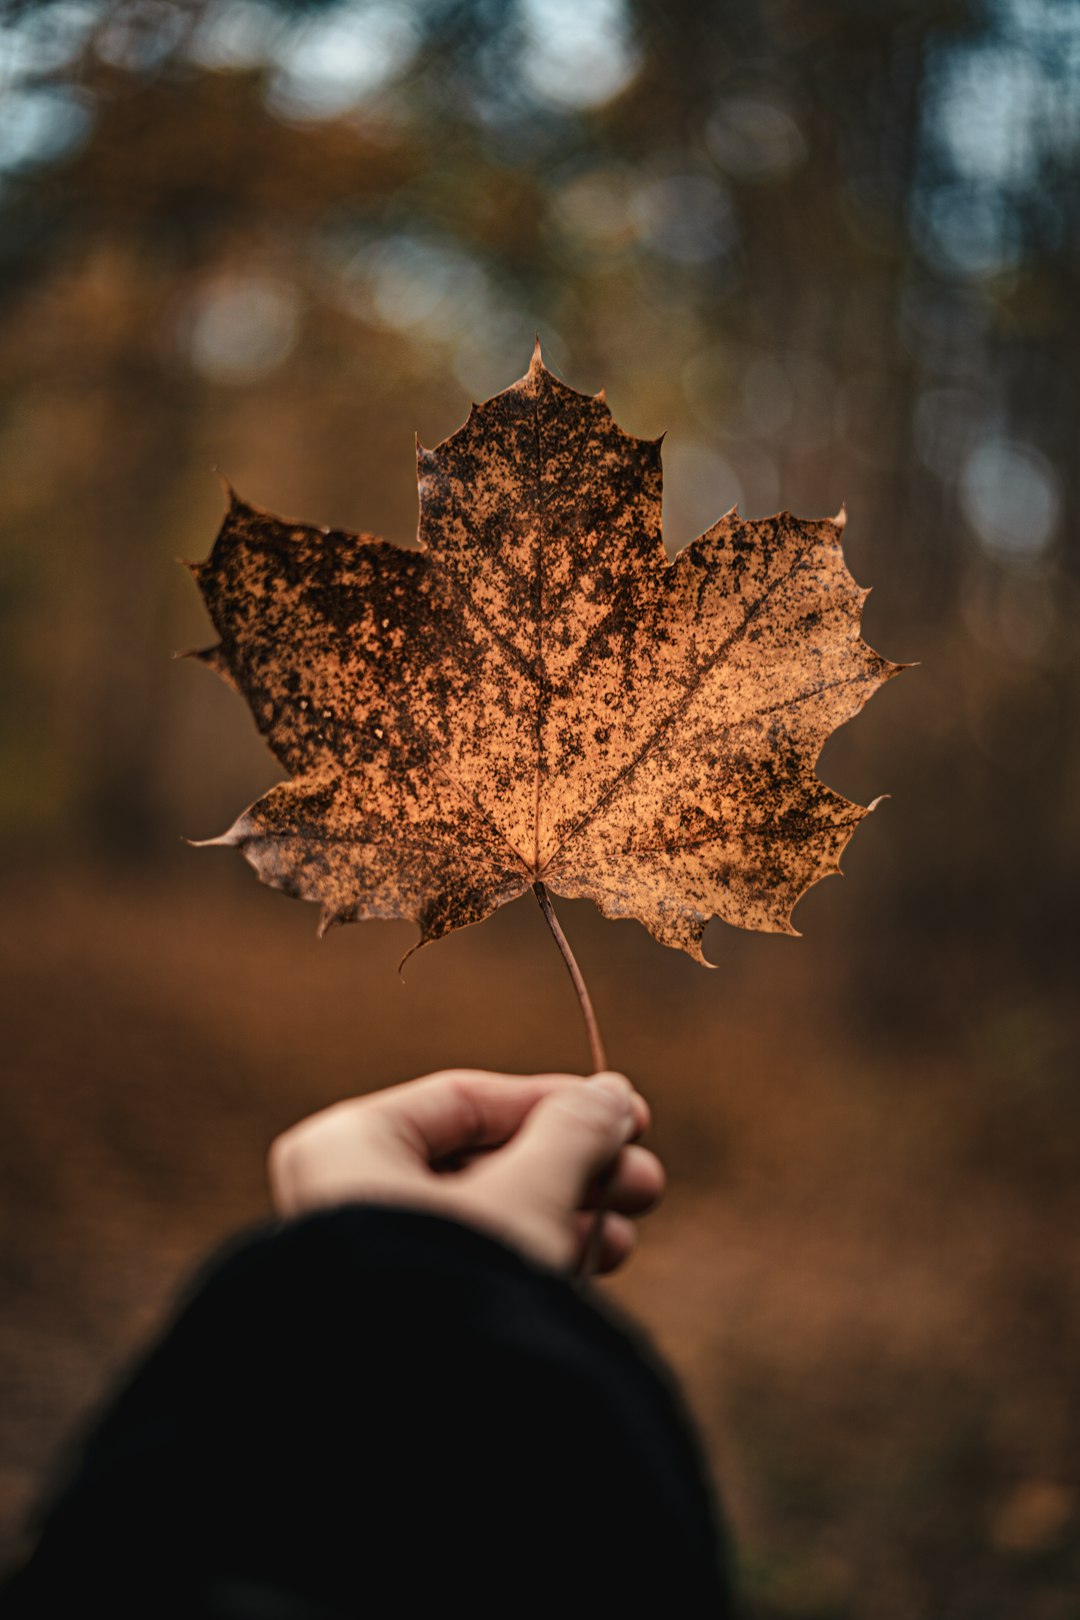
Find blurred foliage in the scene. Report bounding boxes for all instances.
[0,2,1078,1616]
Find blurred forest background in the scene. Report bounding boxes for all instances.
[1,0,1078,1614]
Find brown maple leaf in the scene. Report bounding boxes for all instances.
[187,345,903,967]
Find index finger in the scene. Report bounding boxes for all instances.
[359,1070,648,1164]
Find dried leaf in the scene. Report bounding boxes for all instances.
[188,346,903,963]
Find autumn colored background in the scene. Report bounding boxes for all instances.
[1,0,1078,1613]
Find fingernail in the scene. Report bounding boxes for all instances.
[586,1073,631,1103]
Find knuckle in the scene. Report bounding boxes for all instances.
[558,1087,625,1134]
[267,1125,298,1177]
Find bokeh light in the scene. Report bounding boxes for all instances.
[706,94,806,183]
[662,440,744,548]
[340,234,491,339]
[266,3,419,122]
[519,0,641,112]
[185,273,302,383]
[187,0,283,71]
[631,171,738,264]
[0,87,93,174]
[959,436,1062,560]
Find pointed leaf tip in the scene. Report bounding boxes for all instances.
[218,476,257,520]
[188,814,247,849]
[397,933,429,979]
[316,907,342,939]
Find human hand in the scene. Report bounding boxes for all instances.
[268,1070,663,1276]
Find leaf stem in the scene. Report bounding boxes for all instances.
[532,882,608,1074]
[532,882,612,1281]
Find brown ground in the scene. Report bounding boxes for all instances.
[1,862,1077,1618]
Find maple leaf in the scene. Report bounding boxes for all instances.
[187,345,903,967]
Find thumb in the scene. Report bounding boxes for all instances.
[484,1074,635,1213]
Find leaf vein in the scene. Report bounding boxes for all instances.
[538,532,822,874]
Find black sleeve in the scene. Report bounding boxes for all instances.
[1,1207,735,1618]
